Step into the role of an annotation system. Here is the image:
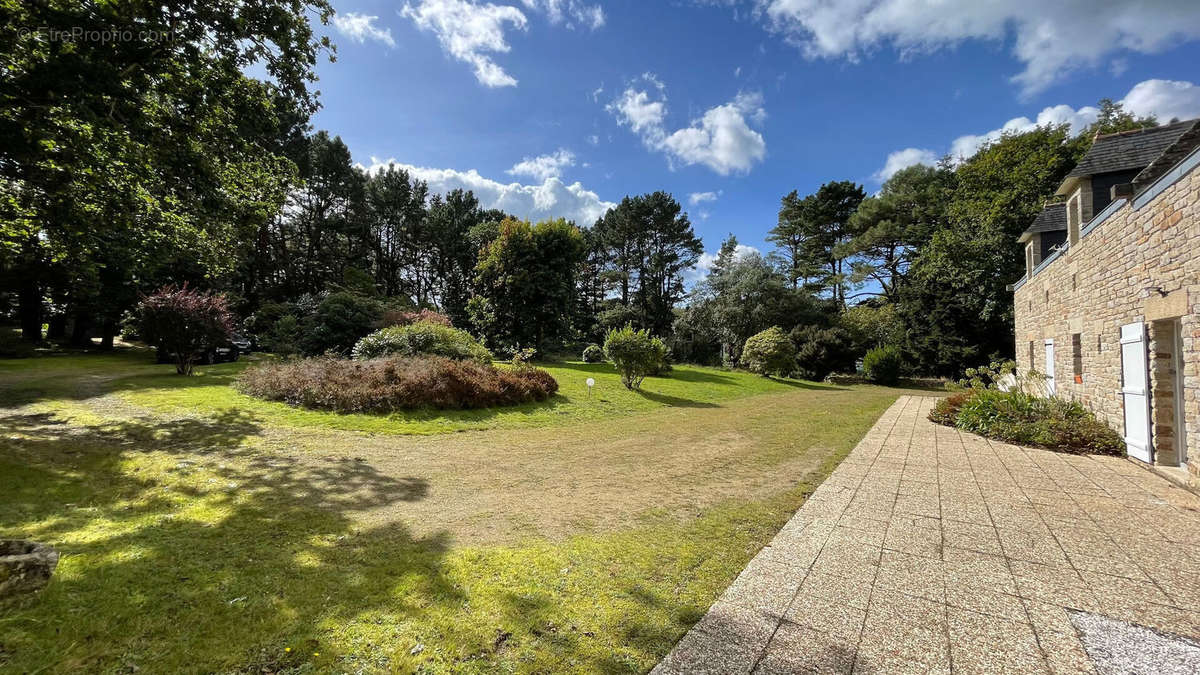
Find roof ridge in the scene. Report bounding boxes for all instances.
[1094,118,1197,141]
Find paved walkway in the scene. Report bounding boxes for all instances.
[654,396,1200,674]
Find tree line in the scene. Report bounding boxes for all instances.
[0,0,1162,376]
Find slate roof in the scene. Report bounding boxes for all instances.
[1021,204,1067,237]
[1132,119,1200,192]
[1068,119,1199,178]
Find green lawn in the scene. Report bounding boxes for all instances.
[2,351,806,435]
[0,350,929,673]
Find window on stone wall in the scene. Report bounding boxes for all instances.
[1072,274,1077,292]
[1072,334,1083,379]
[1029,341,1035,369]
[1044,290,1049,303]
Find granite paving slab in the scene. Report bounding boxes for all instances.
[652,396,1200,674]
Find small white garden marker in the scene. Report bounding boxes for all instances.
[586,377,595,398]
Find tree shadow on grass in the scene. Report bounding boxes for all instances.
[767,377,847,391]
[634,389,719,408]
[0,409,485,673]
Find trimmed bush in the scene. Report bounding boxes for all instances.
[741,326,795,377]
[582,344,604,363]
[237,356,558,412]
[862,345,903,385]
[352,322,492,364]
[939,389,1123,455]
[603,323,667,390]
[791,325,856,381]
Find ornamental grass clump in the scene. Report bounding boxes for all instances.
[237,356,557,413]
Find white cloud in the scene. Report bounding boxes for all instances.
[874,147,937,182]
[332,12,396,47]
[687,244,760,284]
[878,78,1200,176]
[754,0,1200,96]
[361,158,614,225]
[1121,79,1200,123]
[948,103,1101,160]
[507,148,576,181]
[521,0,605,29]
[688,191,721,205]
[607,74,668,135]
[586,134,600,145]
[401,0,528,87]
[608,76,768,175]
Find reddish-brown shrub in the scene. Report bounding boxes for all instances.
[378,309,453,328]
[138,285,234,375]
[929,390,975,426]
[236,355,558,412]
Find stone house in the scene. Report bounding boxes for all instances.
[1012,119,1200,484]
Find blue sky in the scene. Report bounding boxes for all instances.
[313,1,1200,271]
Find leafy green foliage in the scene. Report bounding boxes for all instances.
[1,0,332,344]
[674,237,829,366]
[862,346,903,385]
[582,344,605,363]
[839,303,902,353]
[300,292,382,356]
[740,327,796,377]
[792,325,857,381]
[897,124,1087,375]
[472,217,585,351]
[603,324,667,390]
[238,356,557,412]
[138,286,235,375]
[352,322,492,364]
[943,390,1124,455]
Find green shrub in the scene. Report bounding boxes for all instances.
[582,344,604,363]
[791,325,856,381]
[237,356,557,412]
[740,326,796,377]
[603,323,667,390]
[266,314,303,357]
[352,321,492,364]
[862,345,903,385]
[947,389,1123,455]
[301,292,382,356]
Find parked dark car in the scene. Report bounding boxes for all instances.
[230,333,252,354]
[155,342,240,365]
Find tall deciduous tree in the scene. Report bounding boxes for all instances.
[0,0,332,343]
[472,218,585,351]
[898,124,1087,375]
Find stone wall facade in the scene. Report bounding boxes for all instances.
[1013,163,1199,480]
